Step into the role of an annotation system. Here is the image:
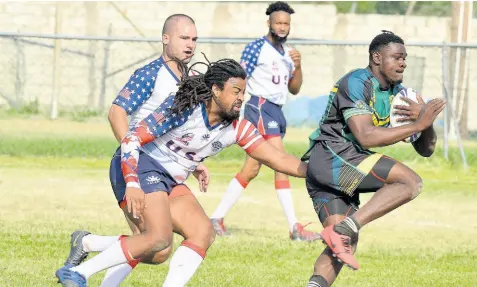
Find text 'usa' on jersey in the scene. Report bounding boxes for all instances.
[123,94,266,184]
[240,37,295,106]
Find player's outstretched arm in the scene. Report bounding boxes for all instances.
[348,98,445,149]
[246,141,307,178]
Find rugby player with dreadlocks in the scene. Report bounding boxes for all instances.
[57,14,216,287]
[56,56,308,287]
[302,31,445,286]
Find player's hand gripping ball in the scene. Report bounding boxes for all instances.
[390,87,423,143]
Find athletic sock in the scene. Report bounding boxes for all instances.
[307,275,330,287]
[333,216,361,242]
[162,241,205,287]
[211,174,248,219]
[275,180,298,232]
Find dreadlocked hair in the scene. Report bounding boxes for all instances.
[369,30,404,54]
[168,53,246,115]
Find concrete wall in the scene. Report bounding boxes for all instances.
[0,1,475,129]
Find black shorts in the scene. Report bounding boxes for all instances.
[306,141,396,223]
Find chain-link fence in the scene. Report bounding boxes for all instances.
[0,32,475,168]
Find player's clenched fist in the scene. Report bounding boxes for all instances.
[288,49,301,69]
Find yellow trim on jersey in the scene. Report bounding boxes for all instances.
[356,153,382,174]
[372,114,390,126]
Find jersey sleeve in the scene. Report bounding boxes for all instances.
[234,119,265,153]
[337,76,374,122]
[120,95,193,188]
[240,39,264,77]
[112,64,160,115]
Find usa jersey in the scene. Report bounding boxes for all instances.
[240,37,295,106]
[121,95,265,186]
[112,56,180,127]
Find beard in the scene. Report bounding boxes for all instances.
[380,68,403,87]
[269,27,289,43]
[217,99,242,123]
[395,77,403,86]
[385,74,403,86]
[218,109,239,123]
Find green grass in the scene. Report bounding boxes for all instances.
[1,132,476,168]
[1,117,477,286]
[1,118,475,168]
[1,157,477,286]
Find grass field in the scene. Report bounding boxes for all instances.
[1,117,476,287]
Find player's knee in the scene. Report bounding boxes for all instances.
[189,220,215,249]
[400,172,423,201]
[145,230,173,253]
[240,164,261,181]
[241,169,258,182]
[205,221,216,248]
[249,164,261,179]
[142,246,173,265]
[397,169,423,201]
[408,175,423,200]
[150,237,172,253]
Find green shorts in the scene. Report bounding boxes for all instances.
[305,141,396,223]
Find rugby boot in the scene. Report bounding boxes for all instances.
[320,225,359,270]
[290,222,322,242]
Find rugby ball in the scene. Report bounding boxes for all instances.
[390,87,422,143]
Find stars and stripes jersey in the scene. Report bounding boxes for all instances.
[240,36,295,106]
[112,56,180,128]
[120,95,265,187]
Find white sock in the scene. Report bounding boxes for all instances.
[275,183,298,232]
[211,176,246,219]
[162,245,204,287]
[71,240,128,279]
[100,262,136,287]
[82,235,120,252]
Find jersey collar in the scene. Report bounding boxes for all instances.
[160,56,181,83]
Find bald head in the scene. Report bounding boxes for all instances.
[162,14,195,36]
[161,14,197,64]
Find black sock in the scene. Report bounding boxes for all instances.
[307,275,329,287]
[333,216,361,241]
